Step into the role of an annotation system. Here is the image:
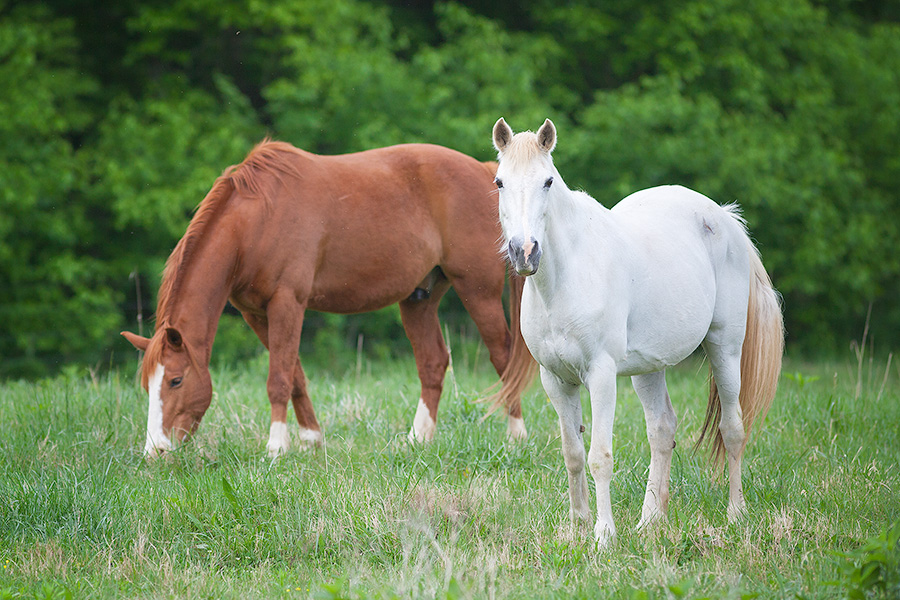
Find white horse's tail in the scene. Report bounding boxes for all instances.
[699,235,784,468]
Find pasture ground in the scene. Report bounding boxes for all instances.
[1,335,898,599]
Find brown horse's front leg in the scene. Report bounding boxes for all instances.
[243,308,322,454]
[267,367,323,454]
[265,294,307,457]
[243,294,311,457]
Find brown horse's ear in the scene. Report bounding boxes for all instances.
[493,117,513,152]
[121,331,150,352]
[537,118,556,153]
[165,327,184,350]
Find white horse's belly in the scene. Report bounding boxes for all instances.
[616,339,700,376]
[617,296,713,376]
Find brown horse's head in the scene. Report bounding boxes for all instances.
[122,327,212,458]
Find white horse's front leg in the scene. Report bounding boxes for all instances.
[586,362,618,547]
[632,371,677,530]
[541,368,591,526]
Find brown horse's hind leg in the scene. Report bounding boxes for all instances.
[400,278,452,442]
[450,276,527,439]
[241,308,321,455]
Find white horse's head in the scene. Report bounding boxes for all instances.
[492,117,558,276]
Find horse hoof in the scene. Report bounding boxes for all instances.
[594,523,617,548]
[636,513,665,532]
[296,427,323,450]
[407,426,434,444]
[727,502,747,523]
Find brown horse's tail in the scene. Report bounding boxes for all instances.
[698,244,784,468]
[482,269,539,427]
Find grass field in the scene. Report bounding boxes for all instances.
[1,335,898,599]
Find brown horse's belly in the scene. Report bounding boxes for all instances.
[306,267,434,314]
[307,292,406,314]
[228,286,408,317]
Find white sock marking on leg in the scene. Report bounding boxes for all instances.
[267,421,289,458]
[408,398,436,443]
[507,416,528,440]
[296,426,322,448]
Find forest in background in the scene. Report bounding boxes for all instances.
[1,0,898,378]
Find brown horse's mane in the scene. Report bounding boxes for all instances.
[141,139,306,382]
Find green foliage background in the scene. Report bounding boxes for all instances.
[1,0,898,378]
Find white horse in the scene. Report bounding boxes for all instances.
[491,118,783,546]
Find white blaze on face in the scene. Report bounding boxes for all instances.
[144,363,173,457]
[408,398,436,443]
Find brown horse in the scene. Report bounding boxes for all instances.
[122,139,536,457]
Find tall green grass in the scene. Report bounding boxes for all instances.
[1,338,898,599]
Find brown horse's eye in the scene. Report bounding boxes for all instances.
[170,377,183,388]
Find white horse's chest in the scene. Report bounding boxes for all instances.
[521,285,608,383]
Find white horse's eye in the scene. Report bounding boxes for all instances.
[495,177,504,189]
[544,177,553,189]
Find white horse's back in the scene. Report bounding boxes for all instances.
[613,185,750,264]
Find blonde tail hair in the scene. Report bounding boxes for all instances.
[699,243,784,468]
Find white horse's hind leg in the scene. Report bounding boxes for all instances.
[706,343,746,521]
[541,368,591,526]
[632,371,677,530]
[585,361,618,547]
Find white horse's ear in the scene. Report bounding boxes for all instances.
[493,117,513,152]
[537,119,556,153]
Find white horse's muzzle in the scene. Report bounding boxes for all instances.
[508,236,541,276]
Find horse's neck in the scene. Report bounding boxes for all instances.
[161,237,237,362]
[536,187,614,290]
